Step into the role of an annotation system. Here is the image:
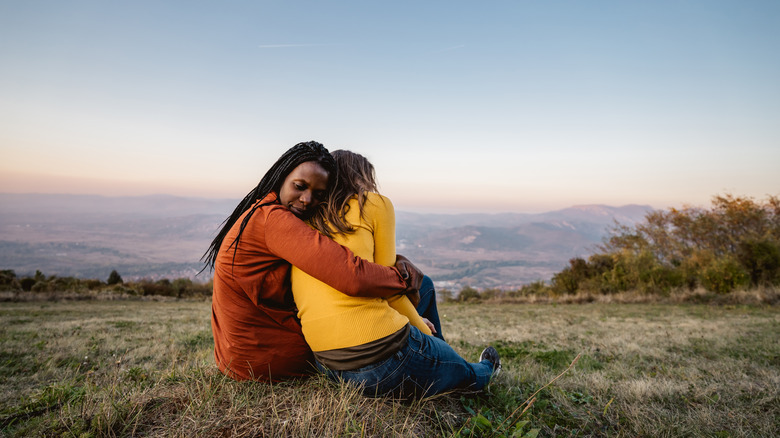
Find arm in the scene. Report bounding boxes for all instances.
[370,195,433,336]
[265,205,410,298]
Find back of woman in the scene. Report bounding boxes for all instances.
[291,150,431,371]
[292,191,429,354]
[291,150,499,399]
[203,142,417,382]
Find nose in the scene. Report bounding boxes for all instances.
[299,191,312,206]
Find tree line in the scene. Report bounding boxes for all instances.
[0,269,212,298]
[435,194,779,301]
[547,194,779,295]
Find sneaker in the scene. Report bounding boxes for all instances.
[479,346,502,378]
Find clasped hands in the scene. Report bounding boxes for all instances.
[394,254,423,307]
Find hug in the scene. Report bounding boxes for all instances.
[202,141,500,399]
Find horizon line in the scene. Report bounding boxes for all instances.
[0,190,658,215]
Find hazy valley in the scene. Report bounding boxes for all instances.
[0,193,652,289]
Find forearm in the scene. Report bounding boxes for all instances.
[386,295,433,336]
[267,208,407,298]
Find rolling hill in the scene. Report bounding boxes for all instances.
[0,193,651,289]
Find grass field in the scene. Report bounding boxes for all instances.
[0,299,777,437]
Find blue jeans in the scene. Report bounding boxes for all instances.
[416,276,445,341]
[316,325,494,399]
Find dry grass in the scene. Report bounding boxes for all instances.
[0,301,463,437]
[1,299,777,437]
[485,286,780,306]
[442,302,779,437]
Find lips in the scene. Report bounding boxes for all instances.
[289,205,307,217]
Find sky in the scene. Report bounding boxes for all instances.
[1,1,778,213]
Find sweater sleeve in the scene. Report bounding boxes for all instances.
[370,194,396,267]
[264,205,407,298]
[368,194,433,335]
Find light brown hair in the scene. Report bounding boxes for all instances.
[309,150,377,238]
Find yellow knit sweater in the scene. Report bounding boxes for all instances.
[291,193,432,352]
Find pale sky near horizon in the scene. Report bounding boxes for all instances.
[1,1,778,213]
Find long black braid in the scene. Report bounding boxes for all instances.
[201,141,336,271]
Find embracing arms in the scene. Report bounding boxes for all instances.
[265,205,421,298]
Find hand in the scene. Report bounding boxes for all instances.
[395,254,423,292]
[406,290,421,308]
[422,317,436,334]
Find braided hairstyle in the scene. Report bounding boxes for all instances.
[201,141,336,270]
[308,149,378,239]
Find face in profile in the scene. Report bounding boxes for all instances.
[278,161,329,219]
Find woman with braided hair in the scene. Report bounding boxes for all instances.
[202,141,422,382]
[292,150,501,399]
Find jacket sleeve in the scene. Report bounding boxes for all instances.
[264,206,407,298]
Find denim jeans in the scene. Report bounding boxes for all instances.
[316,325,494,399]
[415,276,445,341]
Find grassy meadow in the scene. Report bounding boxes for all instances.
[0,299,777,437]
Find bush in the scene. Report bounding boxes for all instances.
[19,277,36,291]
[108,283,141,295]
[27,276,86,293]
[551,258,589,295]
[701,257,750,294]
[508,280,548,297]
[588,254,615,276]
[637,263,684,295]
[679,250,715,290]
[591,193,780,295]
[137,279,176,297]
[458,286,481,302]
[107,270,123,285]
[83,279,105,290]
[438,288,454,302]
[737,239,780,286]
[480,288,503,300]
[1,269,210,299]
[0,269,20,291]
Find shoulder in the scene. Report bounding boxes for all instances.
[255,193,307,233]
[363,193,394,226]
[364,192,393,211]
[255,192,288,217]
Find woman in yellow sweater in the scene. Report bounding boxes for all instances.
[291,150,500,399]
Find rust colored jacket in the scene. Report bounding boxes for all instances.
[211,192,407,381]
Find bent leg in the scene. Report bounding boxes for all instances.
[399,325,493,397]
[415,276,445,340]
[320,326,494,399]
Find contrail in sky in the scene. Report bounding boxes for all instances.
[258,44,335,48]
[441,44,466,51]
[428,44,466,54]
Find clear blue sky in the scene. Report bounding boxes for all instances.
[1,1,778,212]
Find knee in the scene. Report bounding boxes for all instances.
[421,275,434,294]
[418,276,437,304]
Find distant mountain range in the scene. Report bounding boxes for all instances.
[0,193,652,289]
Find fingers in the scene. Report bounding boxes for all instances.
[396,254,423,291]
[422,317,436,333]
[395,255,410,280]
[396,254,424,305]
